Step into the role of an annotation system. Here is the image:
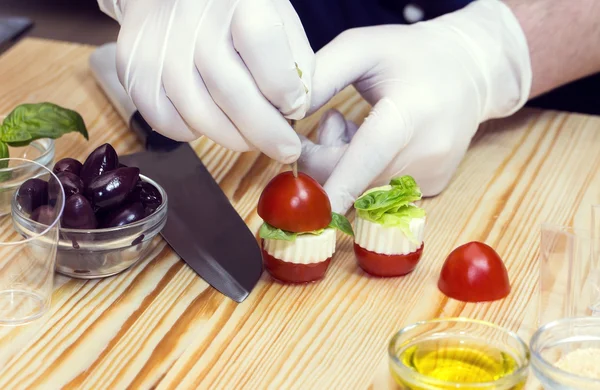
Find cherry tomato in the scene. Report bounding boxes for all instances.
[437,241,510,302]
[257,171,331,233]
[354,243,423,277]
[262,247,331,283]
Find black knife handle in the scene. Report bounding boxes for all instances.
[130,111,184,152]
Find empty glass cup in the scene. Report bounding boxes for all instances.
[539,212,600,326]
[0,158,64,325]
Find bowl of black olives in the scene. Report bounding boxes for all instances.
[11,143,168,279]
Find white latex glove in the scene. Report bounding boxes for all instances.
[97,0,314,163]
[299,0,532,213]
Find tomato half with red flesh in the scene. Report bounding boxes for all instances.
[257,171,331,233]
[354,243,424,277]
[262,247,331,283]
[437,241,510,302]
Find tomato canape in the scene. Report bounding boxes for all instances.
[257,171,353,283]
[437,241,511,302]
[352,176,426,277]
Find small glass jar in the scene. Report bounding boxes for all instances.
[530,317,600,389]
[388,318,530,389]
[12,174,168,279]
[0,138,55,216]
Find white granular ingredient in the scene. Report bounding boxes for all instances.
[555,348,600,379]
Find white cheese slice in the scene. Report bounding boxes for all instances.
[354,215,425,255]
[263,228,336,264]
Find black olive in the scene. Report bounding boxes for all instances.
[128,181,162,216]
[85,167,140,210]
[62,194,97,229]
[80,143,119,186]
[31,205,57,225]
[100,201,145,228]
[50,171,84,201]
[16,178,48,214]
[53,158,82,176]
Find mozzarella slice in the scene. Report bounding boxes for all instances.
[354,216,425,255]
[263,228,336,264]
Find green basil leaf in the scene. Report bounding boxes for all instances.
[328,212,354,236]
[0,141,10,181]
[259,222,297,241]
[0,124,31,144]
[1,102,89,145]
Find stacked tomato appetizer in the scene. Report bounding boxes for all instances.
[257,171,353,283]
[352,176,426,277]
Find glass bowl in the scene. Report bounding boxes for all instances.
[12,174,168,279]
[0,139,55,216]
[530,317,600,389]
[388,318,530,389]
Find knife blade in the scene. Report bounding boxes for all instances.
[89,43,263,303]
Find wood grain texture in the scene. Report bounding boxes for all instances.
[0,38,599,389]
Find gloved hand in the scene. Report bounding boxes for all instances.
[97,0,314,163]
[299,0,532,214]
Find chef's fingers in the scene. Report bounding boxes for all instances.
[298,135,347,185]
[323,98,413,214]
[271,0,315,119]
[232,0,311,120]
[195,1,301,163]
[162,0,251,151]
[316,108,360,146]
[115,3,197,142]
[309,28,376,115]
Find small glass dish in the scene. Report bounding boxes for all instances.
[0,139,54,216]
[388,318,530,389]
[12,174,168,279]
[530,317,600,389]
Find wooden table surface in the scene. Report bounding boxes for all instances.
[0,38,599,389]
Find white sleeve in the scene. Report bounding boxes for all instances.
[97,0,124,23]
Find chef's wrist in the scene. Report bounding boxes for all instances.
[429,0,532,122]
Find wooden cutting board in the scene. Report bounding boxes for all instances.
[0,38,598,389]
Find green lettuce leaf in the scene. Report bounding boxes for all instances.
[354,175,425,242]
[259,223,297,242]
[259,211,355,241]
[328,212,354,236]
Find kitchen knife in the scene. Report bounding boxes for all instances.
[0,16,33,55]
[89,43,263,303]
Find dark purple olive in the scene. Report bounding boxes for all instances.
[31,205,57,225]
[80,143,119,186]
[118,163,128,168]
[53,158,82,176]
[100,201,145,228]
[85,167,140,210]
[16,178,48,213]
[128,181,162,216]
[50,171,84,200]
[62,194,97,229]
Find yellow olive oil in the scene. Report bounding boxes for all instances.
[391,338,526,389]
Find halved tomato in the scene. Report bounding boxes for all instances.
[437,241,510,302]
[354,243,424,277]
[257,171,331,233]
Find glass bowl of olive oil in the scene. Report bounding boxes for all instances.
[388,318,530,389]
